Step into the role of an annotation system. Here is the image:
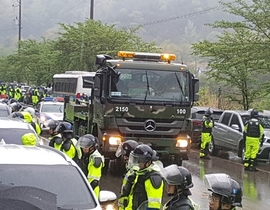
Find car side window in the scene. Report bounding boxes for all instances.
[220,113,232,126]
[229,114,242,132]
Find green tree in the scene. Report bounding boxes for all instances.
[192,0,270,110]
[54,20,158,72]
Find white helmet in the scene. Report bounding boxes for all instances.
[24,107,36,117]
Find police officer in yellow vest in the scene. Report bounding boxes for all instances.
[76,134,104,199]
[203,173,242,210]
[14,86,22,101]
[243,109,264,171]
[48,119,63,150]
[200,108,214,159]
[115,140,139,210]
[161,164,199,210]
[11,111,41,136]
[31,87,40,106]
[126,144,164,210]
[55,122,82,164]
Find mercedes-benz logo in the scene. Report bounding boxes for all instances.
[144,119,156,132]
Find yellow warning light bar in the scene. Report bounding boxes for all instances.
[118,51,135,58]
[161,53,176,61]
[117,51,176,62]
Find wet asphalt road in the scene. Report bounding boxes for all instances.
[100,148,270,210]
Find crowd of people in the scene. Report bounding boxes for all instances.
[0,83,52,106]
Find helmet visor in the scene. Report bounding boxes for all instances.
[203,173,233,198]
[127,153,146,169]
[76,136,94,149]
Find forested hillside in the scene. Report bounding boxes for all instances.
[0,0,233,55]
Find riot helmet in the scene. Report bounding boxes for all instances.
[10,102,22,112]
[77,134,96,149]
[24,107,36,117]
[161,164,193,196]
[115,140,139,158]
[203,173,242,207]
[55,122,73,139]
[250,109,259,118]
[11,111,24,120]
[205,108,213,117]
[48,119,60,130]
[128,144,158,169]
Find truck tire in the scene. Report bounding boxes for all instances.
[209,138,219,156]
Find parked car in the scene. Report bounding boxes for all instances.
[189,106,223,145]
[0,117,43,145]
[0,102,12,117]
[211,110,270,163]
[0,144,116,209]
[36,99,64,130]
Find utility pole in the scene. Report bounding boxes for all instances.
[18,0,22,45]
[13,0,22,50]
[90,0,94,20]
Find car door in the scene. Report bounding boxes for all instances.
[227,114,242,149]
[214,112,232,147]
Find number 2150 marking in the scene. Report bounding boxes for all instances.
[115,106,129,112]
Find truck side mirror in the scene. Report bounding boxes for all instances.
[94,74,101,98]
[94,73,105,104]
[192,78,199,101]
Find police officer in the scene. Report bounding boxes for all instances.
[76,134,104,199]
[126,144,164,210]
[47,119,62,150]
[203,173,242,210]
[11,111,41,135]
[161,164,199,210]
[200,108,214,159]
[31,87,40,106]
[55,122,81,163]
[115,140,139,210]
[243,109,264,171]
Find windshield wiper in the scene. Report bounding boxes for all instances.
[143,71,150,104]
[174,73,184,103]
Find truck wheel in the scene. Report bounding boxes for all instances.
[209,138,218,156]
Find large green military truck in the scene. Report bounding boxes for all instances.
[64,51,199,167]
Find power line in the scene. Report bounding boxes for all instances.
[140,6,222,27]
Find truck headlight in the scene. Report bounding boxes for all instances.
[108,136,121,145]
[176,139,188,148]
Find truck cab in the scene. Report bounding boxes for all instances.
[64,51,199,167]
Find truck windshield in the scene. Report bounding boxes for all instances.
[110,69,190,102]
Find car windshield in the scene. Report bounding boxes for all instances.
[192,111,223,122]
[0,109,9,117]
[0,164,96,209]
[41,104,63,113]
[241,115,270,129]
[109,69,190,103]
[0,128,37,144]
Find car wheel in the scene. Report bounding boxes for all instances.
[209,138,219,156]
[237,141,244,158]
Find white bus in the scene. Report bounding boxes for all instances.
[53,71,95,99]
